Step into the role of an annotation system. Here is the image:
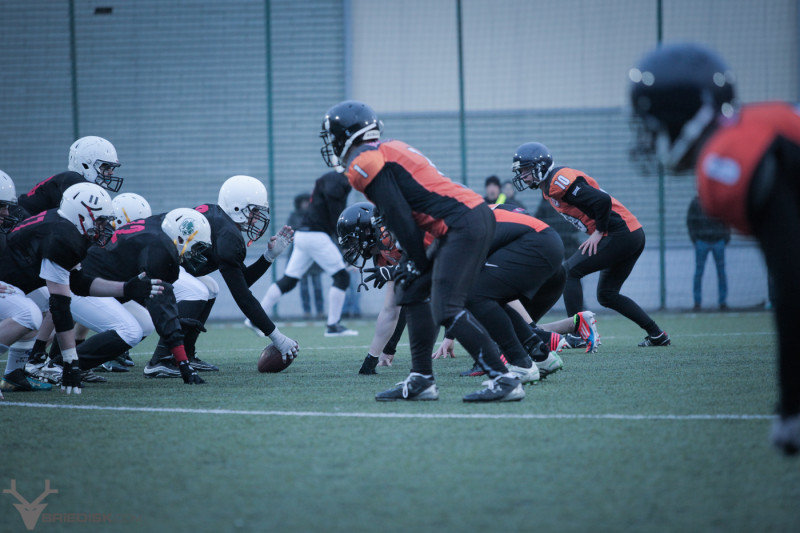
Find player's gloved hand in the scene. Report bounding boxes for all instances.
[179,361,205,384]
[123,272,166,300]
[363,265,395,289]
[179,317,207,334]
[264,225,294,263]
[394,258,421,289]
[268,327,299,363]
[61,361,82,395]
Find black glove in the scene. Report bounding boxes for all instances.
[179,318,207,334]
[394,258,421,289]
[123,272,167,300]
[363,265,396,289]
[61,361,82,395]
[179,361,205,384]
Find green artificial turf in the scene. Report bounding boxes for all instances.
[2,311,798,532]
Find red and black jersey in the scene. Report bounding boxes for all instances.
[539,167,641,235]
[17,171,86,216]
[192,204,246,276]
[697,102,800,235]
[81,214,180,284]
[193,203,276,335]
[489,204,550,253]
[0,209,88,294]
[346,139,484,268]
[301,171,352,236]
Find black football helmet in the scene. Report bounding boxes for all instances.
[321,100,383,170]
[629,42,736,172]
[336,202,392,269]
[511,142,554,191]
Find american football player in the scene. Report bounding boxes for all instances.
[512,141,669,347]
[73,208,212,385]
[629,42,800,455]
[323,100,523,402]
[0,183,163,395]
[148,175,297,376]
[17,136,123,219]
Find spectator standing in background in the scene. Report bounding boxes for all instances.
[484,175,505,204]
[687,195,731,311]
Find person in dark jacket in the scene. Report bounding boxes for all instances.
[687,195,731,311]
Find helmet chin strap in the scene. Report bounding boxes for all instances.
[660,101,715,170]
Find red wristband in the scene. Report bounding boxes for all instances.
[171,345,188,363]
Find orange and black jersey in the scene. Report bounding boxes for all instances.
[697,102,800,235]
[17,171,86,216]
[539,167,641,235]
[346,139,484,269]
[0,209,89,294]
[193,203,275,335]
[302,171,352,236]
[82,214,180,286]
[489,204,550,253]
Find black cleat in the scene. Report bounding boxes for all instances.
[639,331,671,347]
[143,358,182,378]
[188,356,219,372]
[359,355,379,375]
[80,369,107,383]
[375,373,438,401]
[459,363,486,377]
[463,375,525,402]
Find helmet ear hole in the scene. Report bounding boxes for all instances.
[177,236,185,245]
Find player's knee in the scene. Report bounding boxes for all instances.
[596,287,617,308]
[199,276,220,299]
[276,276,299,293]
[116,320,144,347]
[332,269,350,290]
[12,300,43,331]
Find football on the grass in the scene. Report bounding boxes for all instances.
[257,344,292,373]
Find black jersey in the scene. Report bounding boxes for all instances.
[0,209,88,293]
[81,214,180,284]
[192,203,277,336]
[192,204,246,276]
[301,171,352,235]
[17,171,86,216]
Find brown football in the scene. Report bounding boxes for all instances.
[257,344,293,373]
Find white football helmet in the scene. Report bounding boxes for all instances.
[112,192,152,229]
[0,169,19,233]
[218,175,271,244]
[68,136,123,192]
[161,208,212,275]
[58,182,115,245]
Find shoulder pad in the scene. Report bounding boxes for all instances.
[546,170,579,199]
[346,146,385,189]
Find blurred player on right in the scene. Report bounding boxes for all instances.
[629,42,800,455]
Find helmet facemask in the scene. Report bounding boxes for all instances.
[177,231,211,275]
[0,200,19,234]
[241,204,271,244]
[94,161,123,192]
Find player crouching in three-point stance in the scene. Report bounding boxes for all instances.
[322,100,524,402]
[629,42,800,455]
[0,183,164,396]
[148,175,297,376]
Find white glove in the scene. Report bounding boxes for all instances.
[264,225,294,263]
[268,327,299,363]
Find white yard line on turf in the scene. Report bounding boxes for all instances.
[0,401,775,420]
